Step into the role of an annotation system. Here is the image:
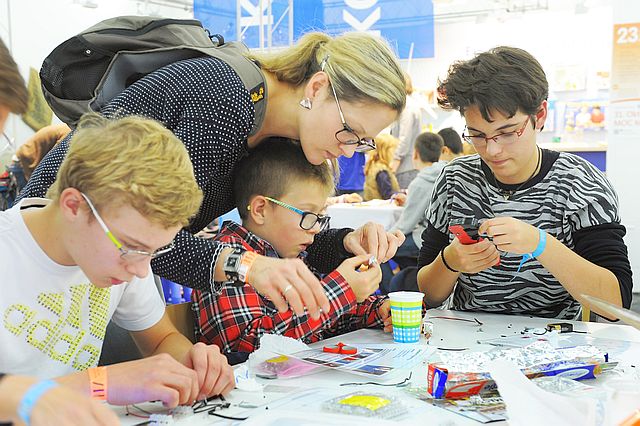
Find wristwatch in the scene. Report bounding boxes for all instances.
[222,248,258,286]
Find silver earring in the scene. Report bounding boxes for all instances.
[299,97,312,110]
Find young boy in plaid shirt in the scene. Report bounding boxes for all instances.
[193,138,392,356]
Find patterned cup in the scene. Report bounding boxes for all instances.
[389,291,424,343]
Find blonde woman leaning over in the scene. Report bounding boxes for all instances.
[21,30,407,322]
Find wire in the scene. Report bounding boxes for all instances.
[209,412,249,421]
[429,316,483,325]
[125,405,150,419]
[340,372,412,387]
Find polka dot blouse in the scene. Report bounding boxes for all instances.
[19,57,352,291]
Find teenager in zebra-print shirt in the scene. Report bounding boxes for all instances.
[417,47,632,320]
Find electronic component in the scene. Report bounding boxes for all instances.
[546,322,573,333]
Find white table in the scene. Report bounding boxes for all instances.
[327,200,404,230]
[114,310,640,425]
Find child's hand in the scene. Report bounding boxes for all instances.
[336,254,381,302]
[378,300,393,332]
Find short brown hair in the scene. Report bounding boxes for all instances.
[0,39,28,114]
[233,137,335,220]
[47,113,203,229]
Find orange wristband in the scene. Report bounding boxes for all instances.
[239,251,259,284]
[87,366,108,400]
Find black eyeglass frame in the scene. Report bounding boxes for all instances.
[321,57,376,153]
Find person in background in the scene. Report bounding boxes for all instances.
[390,72,422,189]
[390,132,445,267]
[1,114,234,414]
[0,37,118,426]
[335,152,366,198]
[437,127,464,162]
[417,46,632,319]
[17,123,71,180]
[21,31,408,321]
[364,133,400,201]
[381,132,445,293]
[193,138,391,356]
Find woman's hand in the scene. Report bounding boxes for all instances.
[248,256,330,319]
[343,222,405,263]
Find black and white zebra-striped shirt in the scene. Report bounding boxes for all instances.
[419,149,633,319]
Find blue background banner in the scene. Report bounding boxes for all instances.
[194,0,434,59]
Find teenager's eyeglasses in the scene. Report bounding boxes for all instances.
[462,117,533,148]
[80,192,174,262]
[321,57,376,153]
[264,196,331,231]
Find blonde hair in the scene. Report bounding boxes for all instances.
[47,113,203,228]
[251,32,406,113]
[364,133,399,175]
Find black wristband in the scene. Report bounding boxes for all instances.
[440,249,459,273]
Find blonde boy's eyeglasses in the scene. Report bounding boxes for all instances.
[80,192,174,262]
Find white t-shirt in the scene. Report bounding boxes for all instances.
[0,199,165,378]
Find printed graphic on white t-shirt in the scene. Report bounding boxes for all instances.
[0,199,165,378]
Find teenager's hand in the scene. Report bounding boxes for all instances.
[249,256,330,319]
[105,354,199,407]
[182,342,234,400]
[336,254,382,302]
[444,236,500,274]
[378,300,393,332]
[1,375,119,426]
[343,222,405,263]
[479,217,540,255]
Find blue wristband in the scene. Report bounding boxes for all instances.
[531,228,547,258]
[515,228,547,274]
[18,380,58,426]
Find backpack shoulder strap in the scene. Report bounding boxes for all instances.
[198,41,266,137]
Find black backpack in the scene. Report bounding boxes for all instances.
[40,16,266,134]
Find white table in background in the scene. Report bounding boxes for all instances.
[115,310,640,425]
[327,200,404,230]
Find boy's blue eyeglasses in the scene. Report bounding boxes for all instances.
[80,192,174,262]
[264,196,331,231]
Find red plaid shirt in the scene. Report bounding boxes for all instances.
[192,222,387,353]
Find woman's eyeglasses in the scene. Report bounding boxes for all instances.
[321,57,376,153]
[264,196,331,231]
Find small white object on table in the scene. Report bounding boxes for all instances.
[327,199,403,230]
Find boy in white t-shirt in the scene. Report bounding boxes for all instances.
[0,114,234,410]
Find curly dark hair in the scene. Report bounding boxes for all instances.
[437,46,548,121]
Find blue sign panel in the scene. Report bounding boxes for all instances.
[194,0,434,59]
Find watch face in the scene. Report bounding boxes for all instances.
[226,257,239,269]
